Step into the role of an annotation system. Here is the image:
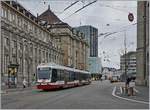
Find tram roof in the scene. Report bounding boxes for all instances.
[37,62,90,74]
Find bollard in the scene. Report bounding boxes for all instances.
[122,86,128,95]
[128,87,134,96]
[125,86,128,94]
[130,87,134,96]
[121,86,124,94]
[127,87,130,96]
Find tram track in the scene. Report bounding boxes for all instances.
[24,85,92,109]
[2,84,91,109]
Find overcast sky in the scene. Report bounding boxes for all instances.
[18,0,137,69]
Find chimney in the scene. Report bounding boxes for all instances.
[48,5,50,10]
[37,13,39,23]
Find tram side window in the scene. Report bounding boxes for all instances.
[69,71,74,81]
[68,71,71,81]
[80,73,83,80]
[51,69,57,82]
[73,72,76,80]
[83,74,85,80]
[79,72,82,81]
[81,73,85,80]
[87,74,89,79]
[57,69,61,81]
[65,71,69,82]
[75,72,79,80]
[60,70,65,81]
[72,71,76,81]
[84,74,88,80]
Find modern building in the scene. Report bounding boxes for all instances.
[74,25,100,74]
[74,25,98,57]
[1,1,64,88]
[88,57,102,80]
[136,1,149,86]
[37,5,89,71]
[120,51,136,81]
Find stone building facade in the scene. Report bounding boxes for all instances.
[1,1,63,87]
[136,1,149,86]
[38,8,89,71]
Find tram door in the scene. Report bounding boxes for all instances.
[51,69,57,82]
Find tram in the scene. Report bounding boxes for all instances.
[36,63,91,90]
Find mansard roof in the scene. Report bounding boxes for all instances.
[38,6,62,24]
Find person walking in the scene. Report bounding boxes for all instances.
[100,77,103,82]
[125,76,132,88]
[125,76,132,95]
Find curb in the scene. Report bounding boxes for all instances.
[0,91,7,94]
[112,86,149,105]
[1,86,35,94]
[120,86,139,96]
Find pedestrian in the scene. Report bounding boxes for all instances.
[100,78,102,82]
[23,78,27,88]
[32,73,36,85]
[125,76,132,88]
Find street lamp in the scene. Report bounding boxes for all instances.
[27,59,30,87]
[124,30,127,82]
[24,39,30,87]
[99,29,128,81]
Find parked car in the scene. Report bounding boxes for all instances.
[110,76,119,83]
[101,76,106,80]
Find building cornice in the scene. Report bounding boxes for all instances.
[2,1,54,37]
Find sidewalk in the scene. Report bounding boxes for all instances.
[131,86,149,102]
[1,84,36,94]
[118,82,149,102]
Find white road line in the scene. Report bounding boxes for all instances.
[112,86,149,105]
[120,86,122,94]
[134,88,139,93]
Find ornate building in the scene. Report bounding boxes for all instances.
[1,1,63,88]
[38,7,89,70]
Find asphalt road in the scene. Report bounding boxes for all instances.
[1,80,149,109]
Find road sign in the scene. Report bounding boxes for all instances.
[128,13,134,22]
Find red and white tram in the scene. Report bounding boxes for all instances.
[36,63,91,90]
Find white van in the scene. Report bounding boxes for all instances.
[110,76,119,83]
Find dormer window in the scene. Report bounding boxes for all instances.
[31,16,34,20]
[19,7,23,13]
[25,11,29,17]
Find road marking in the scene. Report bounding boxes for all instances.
[134,88,139,93]
[112,86,149,105]
[120,86,122,94]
